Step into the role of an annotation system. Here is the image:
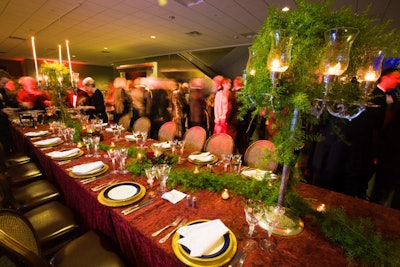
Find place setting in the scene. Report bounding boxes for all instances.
[46,147,84,161]
[68,160,109,179]
[97,181,147,208]
[24,130,49,138]
[33,136,64,148]
[187,152,218,165]
[171,219,237,267]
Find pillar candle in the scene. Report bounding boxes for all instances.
[66,40,74,86]
[58,44,62,64]
[31,37,39,80]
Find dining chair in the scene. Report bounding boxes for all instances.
[132,116,151,135]
[243,140,279,172]
[183,126,207,152]
[203,133,235,158]
[0,173,60,212]
[0,143,31,169]
[1,161,43,186]
[158,121,177,142]
[0,209,126,267]
[0,185,79,257]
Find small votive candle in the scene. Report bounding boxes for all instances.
[221,189,230,200]
[154,149,162,157]
[111,142,115,148]
[77,142,82,148]
[317,203,326,213]
[137,152,142,160]
[193,166,200,174]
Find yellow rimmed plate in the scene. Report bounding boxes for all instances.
[50,149,84,161]
[171,220,237,267]
[97,182,146,207]
[69,164,109,179]
[187,152,218,165]
[34,139,64,148]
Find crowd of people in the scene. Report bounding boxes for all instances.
[1,68,400,210]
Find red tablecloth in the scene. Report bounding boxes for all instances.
[12,124,400,267]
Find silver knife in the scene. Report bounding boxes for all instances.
[228,250,244,267]
[237,252,247,267]
[121,199,154,215]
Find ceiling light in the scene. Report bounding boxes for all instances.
[174,0,203,8]
[186,31,202,37]
[150,36,156,39]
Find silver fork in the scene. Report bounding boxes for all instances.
[91,180,118,192]
[152,217,182,237]
[159,218,188,243]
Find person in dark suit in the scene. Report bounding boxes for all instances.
[371,68,400,208]
[80,77,108,123]
[311,70,391,199]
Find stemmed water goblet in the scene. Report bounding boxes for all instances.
[243,199,263,251]
[139,131,147,149]
[119,147,129,174]
[259,206,285,252]
[92,136,101,157]
[69,128,76,144]
[231,153,242,174]
[145,167,156,197]
[222,154,232,172]
[156,164,172,194]
[82,136,93,157]
[107,148,119,174]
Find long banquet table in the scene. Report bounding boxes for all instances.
[11,123,400,267]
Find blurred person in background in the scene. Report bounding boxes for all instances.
[80,77,108,123]
[213,77,231,134]
[0,70,15,154]
[17,76,51,110]
[113,77,132,128]
[171,81,189,139]
[188,78,207,131]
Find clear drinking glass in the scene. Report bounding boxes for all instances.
[243,199,263,251]
[92,136,101,157]
[231,153,242,174]
[82,136,93,157]
[145,167,156,197]
[119,147,129,174]
[156,164,171,194]
[259,206,285,252]
[107,148,118,174]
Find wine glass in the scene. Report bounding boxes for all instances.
[231,153,242,174]
[221,154,232,172]
[145,167,156,197]
[243,199,263,251]
[139,131,147,149]
[92,136,101,157]
[259,206,285,252]
[82,136,93,157]
[156,164,171,194]
[107,148,118,174]
[69,128,76,144]
[119,147,129,174]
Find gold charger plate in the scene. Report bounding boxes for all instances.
[69,164,109,179]
[171,220,237,267]
[187,152,218,165]
[97,182,146,207]
[51,149,84,161]
[34,139,64,148]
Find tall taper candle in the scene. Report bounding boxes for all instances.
[66,40,73,87]
[58,44,62,64]
[31,37,39,80]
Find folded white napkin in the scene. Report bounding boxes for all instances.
[188,152,213,162]
[47,148,81,159]
[177,219,229,257]
[153,142,171,149]
[71,161,104,175]
[125,135,136,141]
[25,130,48,137]
[241,169,274,181]
[161,189,187,204]
[33,137,62,146]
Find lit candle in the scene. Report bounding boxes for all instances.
[31,37,39,80]
[193,166,200,174]
[137,152,142,160]
[58,44,62,64]
[72,95,77,108]
[111,142,115,148]
[326,63,342,75]
[65,40,74,86]
[317,203,326,212]
[269,59,289,72]
[221,189,230,200]
[77,142,82,148]
[364,72,377,82]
